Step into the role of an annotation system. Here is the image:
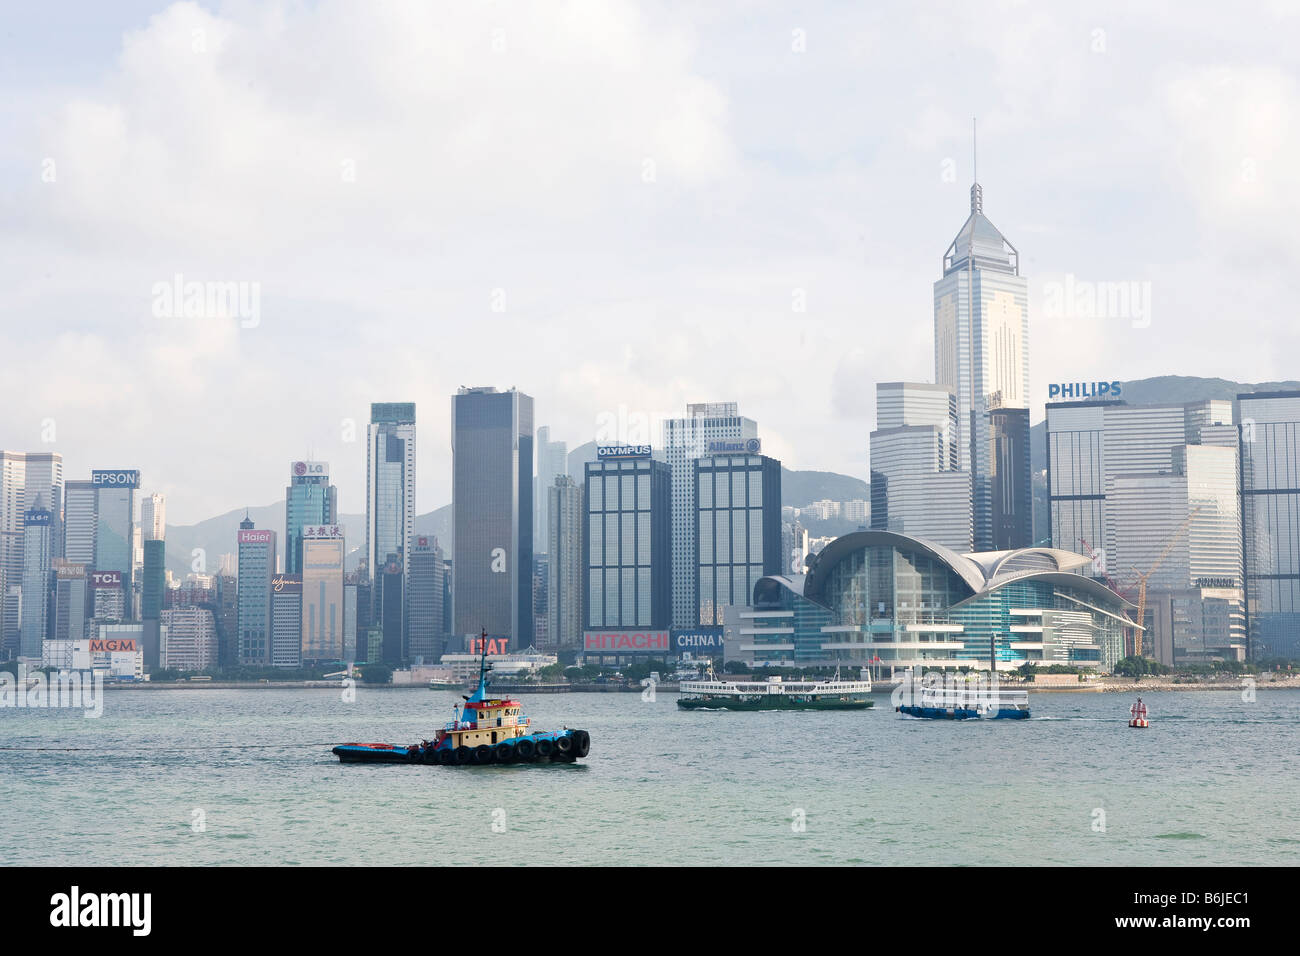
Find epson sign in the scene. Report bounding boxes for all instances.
[596,444,652,459]
[1048,381,1122,401]
[91,470,141,488]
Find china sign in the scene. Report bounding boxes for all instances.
[672,627,724,651]
[584,631,671,653]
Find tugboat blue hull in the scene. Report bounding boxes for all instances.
[333,729,591,765]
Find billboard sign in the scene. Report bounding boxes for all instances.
[671,627,724,652]
[89,638,137,653]
[596,444,652,460]
[468,636,509,655]
[1047,381,1123,401]
[706,438,761,455]
[91,571,123,588]
[583,630,671,653]
[91,470,141,488]
[55,561,87,580]
[291,460,329,479]
[23,509,52,526]
[238,529,273,545]
[271,574,302,594]
[302,525,343,539]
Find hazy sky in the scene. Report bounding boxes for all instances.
[2,1,1296,524]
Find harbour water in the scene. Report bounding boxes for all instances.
[2,687,1297,866]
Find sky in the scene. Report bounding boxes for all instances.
[1,0,1297,524]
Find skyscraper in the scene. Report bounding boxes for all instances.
[365,403,416,640]
[301,527,344,663]
[547,475,584,650]
[451,386,534,647]
[693,452,780,626]
[408,535,446,662]
[236,515,276,665]
[663,403,758,627]
[52,560,89,643]
[141,538,166,621]
[270,573,302,668]
[534,426,568,555]
[869,382,972,550]
[285,461,337,575]
[19,502,54,658]
[1238,391,1300,659]
[62,480,97,566]
[91,469,140,618]
[141,492,166,541]
[933,181,1029,551]
[0,451,63,653]
[583,450,672,639]
[1046,398,1244,663]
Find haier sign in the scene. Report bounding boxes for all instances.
[1048,381,1122,401]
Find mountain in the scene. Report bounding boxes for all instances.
[164,503,451,578]
[780,468,869,508]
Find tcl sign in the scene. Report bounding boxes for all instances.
[584,631,670,653]
[91,571,122,588]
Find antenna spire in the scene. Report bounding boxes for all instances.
[970,117,983,214]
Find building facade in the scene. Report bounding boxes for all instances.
[19,505,54,658]
[694,452,780,627]
[663,403,758,627]
[286,461,337,576]
[365,403,416,641]
[451,386,534,647]
[236,519,276,665]
[933,184,1029,552]
[408,535,446,662]
[725,531,1130,672]
[547,475,584,650]
[301,529,344,663]
[583,452,671,642]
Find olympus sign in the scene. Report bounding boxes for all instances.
[596,444,652,459]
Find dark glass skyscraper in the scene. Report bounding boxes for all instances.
[365,403,415,642]
[989,406,1032,549]
[452,387,533,647]
[694,453,781,626]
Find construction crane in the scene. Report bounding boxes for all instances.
[1128,507,1202,657]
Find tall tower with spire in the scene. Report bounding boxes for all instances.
[933,138,1030,551]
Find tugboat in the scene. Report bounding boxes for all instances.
[1128,697,1149,728]
[332,632,591,766]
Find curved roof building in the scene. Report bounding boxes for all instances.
[730,530,1133,672]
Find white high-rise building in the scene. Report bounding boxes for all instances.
[534,426,568,555]
[0,452,63,651]
[870,382,972,551]
[142,493,166,541]
[365,402,416,642]
[933,182,1029,551]
[662,402,759,627]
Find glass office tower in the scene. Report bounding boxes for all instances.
[285,461,337,576]
[933,183,1029,551]
[365,403,416,643]
[694,452,781,627]
[451,387,534,646]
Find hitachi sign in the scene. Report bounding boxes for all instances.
[1048,381,1122,400]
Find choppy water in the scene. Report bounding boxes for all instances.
[2,686,1297,865]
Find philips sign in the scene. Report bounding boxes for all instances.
[707,438,761,455]
[91,470,141,488]
[1048,381,1122,401]
[596,444,652,459]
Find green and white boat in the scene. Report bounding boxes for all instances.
[677,672,874,711]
